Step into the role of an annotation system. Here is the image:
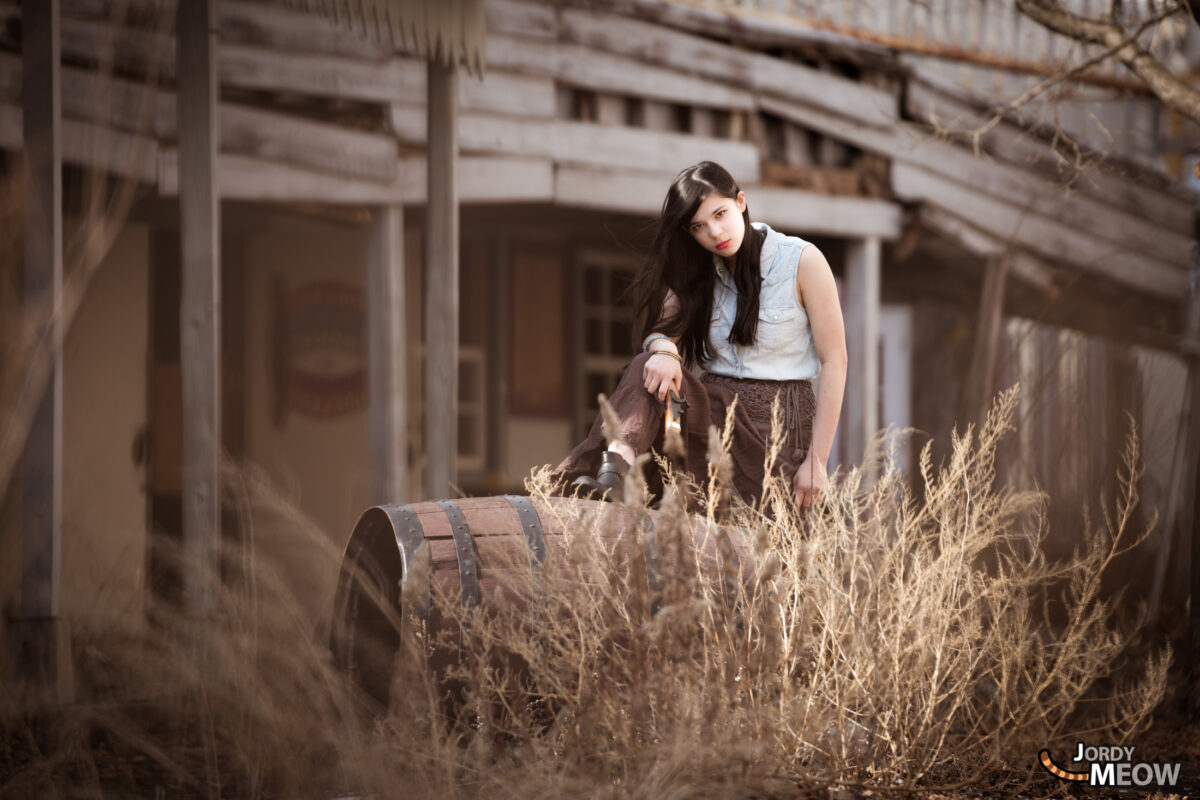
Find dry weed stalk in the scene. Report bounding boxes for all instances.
[0,387,1167,797]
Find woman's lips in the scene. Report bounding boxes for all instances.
[716,239,731,250]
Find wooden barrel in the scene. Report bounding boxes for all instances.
[329,495,746,709]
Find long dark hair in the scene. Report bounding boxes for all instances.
[632,161,764,368]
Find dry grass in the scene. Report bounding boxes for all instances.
[0,386,1172,798]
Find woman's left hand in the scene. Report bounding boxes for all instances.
[793,454,828,509]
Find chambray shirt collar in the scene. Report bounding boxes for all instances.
[712,222,780,288]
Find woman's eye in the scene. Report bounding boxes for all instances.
[716,209,725,217]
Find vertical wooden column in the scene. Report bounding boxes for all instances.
[177,0,221,614]
[367,205,407,504]
[843,237,881,465]
[423,60,459,500]
[14,0,72,703]
[959,253,1009,429]
[1178,275,1200,707]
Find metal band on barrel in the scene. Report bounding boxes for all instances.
[384,504,431,633]
[436,499,480,608]
[504,495,546,571]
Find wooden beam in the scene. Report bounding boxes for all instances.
[750,186,901,240]
[0,56,398,184]
[486,33,756,112]
[554,165,901,238]
[959,253,1010,430]
[554,165,673,215]
[63,0,395,60]
[7,0,74,706]
[484,0,557,41]
[761,92,1194,269]
[918,204,1058,295]
[843,237,881,466]
[367,206,407,504]
[554,7,896,127]
[892,162,1186,299]
[177,0,221,614]
[389,106,761,181]
[0,103,159,183]
[219,104,397,182]
[424,60,458,500]
[16,0,71,704]
[905,79,1195,237]
[0,51,173,137]
[157,152,554,205]
[0,7,553,115]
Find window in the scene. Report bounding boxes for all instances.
[575,250,638,441]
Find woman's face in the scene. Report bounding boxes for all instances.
[687,191,747,260]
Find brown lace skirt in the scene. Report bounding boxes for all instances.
[554,351,815,506]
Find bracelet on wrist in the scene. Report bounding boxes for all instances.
[651,349,683,364]
[642,332,671,352]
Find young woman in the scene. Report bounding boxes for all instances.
[557,161,847,510]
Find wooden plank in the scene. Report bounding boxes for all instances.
[486,33,756,111]
[367,205,407,505]
[555,8,896,127]
[554,165,901,238]
[216,0,393,60]
[485,0,557,41]
[220,104,397,182]
[750,186,902,240]
[892,161,1186,298]
[554,166,674,215]
[0,51,174,137]
[61,0,395,60]
[177,0,221,615]
[843,237,881,466]
[919,204,1058,294]
[905,79,1195,236]
[0,103,159,182]
[226,47,556,115]
[762,92,1194,268]
[0,8,551,115]
[959,253,1010,429]
[459,70,557,118]
[219,43,418,105]
[389,105,761,181]
[0,53,553,182]
[424,61,459,501]
[20,0,64,629]
[157,152,555,204]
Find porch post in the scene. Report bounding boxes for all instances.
[177,0,221,614]
[843,236,881,465]
[13,0,72,703]
[423,60,459,499]
[367,205,408,504]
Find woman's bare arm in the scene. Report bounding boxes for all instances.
[793,245,847,505]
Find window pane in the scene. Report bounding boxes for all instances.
[585,318,604,353]
[459,361,479,403]
[609,270,632,303]
[586,373,609,410]
[584,269,604,303]
[457,414,477,455]
[610,319,632,355]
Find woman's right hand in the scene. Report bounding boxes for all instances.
[643,352,683,402]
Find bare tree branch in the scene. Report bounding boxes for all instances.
[968,6,1178,146]
[1016,0,1200,125]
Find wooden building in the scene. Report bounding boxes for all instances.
[1,0,1196,687]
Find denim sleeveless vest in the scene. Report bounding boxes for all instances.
[705,223,821,381]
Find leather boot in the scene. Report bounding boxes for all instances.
[571,450,630,502]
